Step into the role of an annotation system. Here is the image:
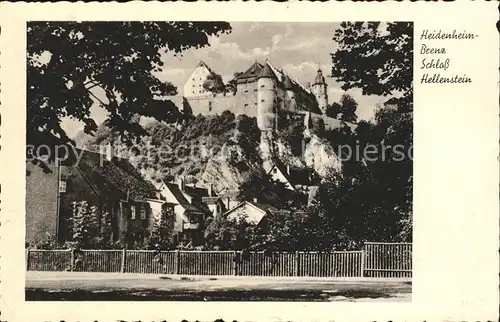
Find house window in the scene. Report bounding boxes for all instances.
[208,101,212,112]
[59,180,67,193]
[140,205,146,220]
[131,205,136,220]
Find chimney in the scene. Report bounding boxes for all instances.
[286,164,290,175]
[177,176,185,191]
[253,197,258,203]
[208,183,213,197]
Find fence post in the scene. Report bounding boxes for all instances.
[294,251,299,276]
[26,249,30,271]
[174,250,180,274]
[233,251,238,276]
[120,249,127,273]
[359,250,365,277]
[70,249,75,272]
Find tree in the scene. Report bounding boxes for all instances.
[308,21,414,244]
[236,114,261,162]
[27,21,232,161]
[203,73,226,94]
[339,94,358,123]
[147,204,175,250]
[277,112,305,157]
[204,214,262,250]
[325,94,358,123]
[226,72,243,93]
[331,22,413,105]
[326,102,342,118]
[69,200,100,248]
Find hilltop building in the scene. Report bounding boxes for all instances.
[157,59,353,134]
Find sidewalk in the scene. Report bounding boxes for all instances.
[27,270,412,283]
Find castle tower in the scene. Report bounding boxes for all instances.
[312,68,328,114]
[257,63,277,164]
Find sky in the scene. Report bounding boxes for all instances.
[63,22,388,138]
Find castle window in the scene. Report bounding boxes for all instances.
[254,89,257,92]
[244,103,249,107]
[261,99,265,103]
[140,205,146,220]
[131,205,136,220]
[260,85,265,88]
[208,101,212,112]
[244,90,248,93]
[59,180,67,193]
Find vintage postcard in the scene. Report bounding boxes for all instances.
[0,1,498,321]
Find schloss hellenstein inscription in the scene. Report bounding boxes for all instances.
[420,29,478,84]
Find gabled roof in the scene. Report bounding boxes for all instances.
[223,200,278,224]
[258,63,277,79]
[235,62,264,81]
[183,184,215,199]
[164,182,207,215]
[283,75,293,90]
[267,157,319,187]
[61,148,157,202]
[202,196,221,204]
[195,60,216,75]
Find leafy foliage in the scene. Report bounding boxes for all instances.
[203,73,226,94]
[277,112,305,157]
[27,21,232,159]
[237,168,305,210]
[204,214,263,250]
[69,201,100,248]
[325,94,358,123]
[316,21,414,245]
[331,22,413,99]
[146,204,175,250]
[236,114,261,162]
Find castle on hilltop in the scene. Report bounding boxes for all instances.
[159,60,353,132]
[181,59,329,121]
[156,59,355,165]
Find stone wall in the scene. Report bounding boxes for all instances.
[185,82,260,118]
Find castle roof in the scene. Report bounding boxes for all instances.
[236,62,264,80]
[258,63,277,79]
[283,75,293,90]
[313,68,326,85]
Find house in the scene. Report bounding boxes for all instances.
[26,146,170,248]
[264,157,320,206]
[155,177,227,245]
[222,200,278,226]
[266,157,319,191]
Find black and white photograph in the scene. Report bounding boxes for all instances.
[25,21,413,302]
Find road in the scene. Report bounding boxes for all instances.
[26,271,412,302]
